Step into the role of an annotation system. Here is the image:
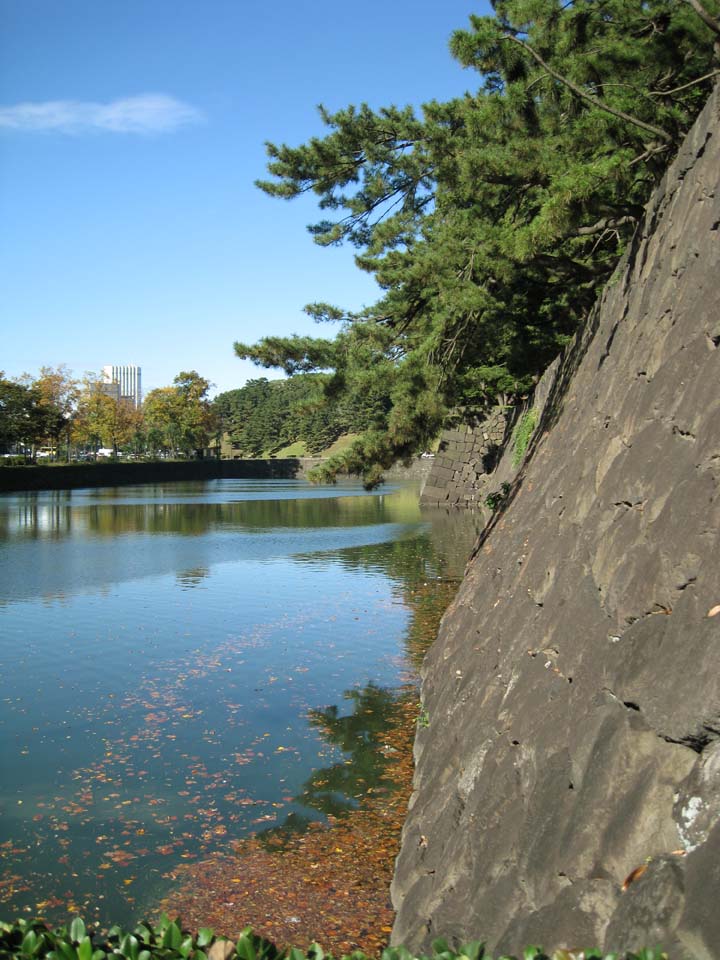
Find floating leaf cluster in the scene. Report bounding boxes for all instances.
[159,577,461,956]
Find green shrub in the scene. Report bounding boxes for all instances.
[511,410,538,467]
[362,464,385,490]
[485,482,511,512]
[0,916,666,960]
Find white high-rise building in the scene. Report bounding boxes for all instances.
[102,365,142,408]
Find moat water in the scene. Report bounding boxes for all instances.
[0,479,478,929]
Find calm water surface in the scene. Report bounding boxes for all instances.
[0,479,478,928]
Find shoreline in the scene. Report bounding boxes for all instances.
[0,458,432,493]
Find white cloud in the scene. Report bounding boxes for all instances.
[0,94,203,134]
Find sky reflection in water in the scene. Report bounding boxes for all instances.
[0,479,478,928]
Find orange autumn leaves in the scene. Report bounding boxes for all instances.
[159,578,460,958]
[161,693,420,958]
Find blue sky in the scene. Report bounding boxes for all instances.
[1,0,491,397]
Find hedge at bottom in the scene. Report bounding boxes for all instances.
[0,916,666,960]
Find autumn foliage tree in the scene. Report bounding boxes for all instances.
[73,376,142,457]
[30,365,80,457]
[1,366,223,461]
[144,371,218,458]
[0,375,44,454]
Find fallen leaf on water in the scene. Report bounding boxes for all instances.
[622,863,648,890]
[161,691,423,957]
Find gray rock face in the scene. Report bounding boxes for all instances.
[392,89,720,956]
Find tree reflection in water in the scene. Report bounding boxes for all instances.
[158,514,473,954]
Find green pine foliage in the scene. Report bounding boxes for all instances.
[237,0,720,483]
[213,375,388,457]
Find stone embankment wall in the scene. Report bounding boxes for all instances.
[0,456,431,493]
[392,88,720,956]
[421,356,561,508]
[0,458,305,492]
[420,407,511,507]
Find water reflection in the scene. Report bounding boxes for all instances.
[160,567,461,950]
[0,491,75,541]
[0,483,482,609]
[295,505,482,585]
[300,683,397,818]
[260,519,481,848]
[0,479,483,929]
[176,567,210,589]
[0,483,420,542]
[0,482,428,607]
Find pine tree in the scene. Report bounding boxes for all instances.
[238,0,720,483]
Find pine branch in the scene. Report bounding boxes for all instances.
[629,143,670,166]
[682,0,720,37]
[649,69,720,96]
[576,215,637,236]
[503,35,673,143]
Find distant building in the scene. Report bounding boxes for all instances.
[99,380,120,402]
[102,365,142,408]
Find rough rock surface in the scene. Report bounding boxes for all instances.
[392,89,720,957]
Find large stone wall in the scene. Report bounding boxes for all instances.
[392,88,720,956]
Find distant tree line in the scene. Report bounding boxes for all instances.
[235,0,720,483]
[0,366,217,461]
[213,374,389,457]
